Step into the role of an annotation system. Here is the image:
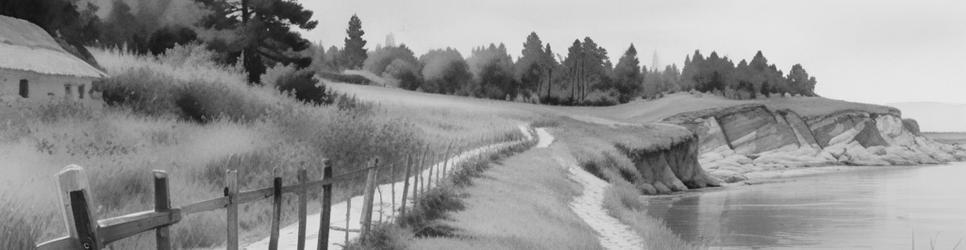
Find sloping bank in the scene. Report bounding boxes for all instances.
[662,104,966,182]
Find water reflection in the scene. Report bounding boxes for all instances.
[646,163,966,249]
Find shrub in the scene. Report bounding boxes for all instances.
[319,72,372,85]
[384,59,422,90]
[345,223,411,250]
[175,81,272,123]
[274,70,330,105]
[95,68,181,117]
[363,45,418,77]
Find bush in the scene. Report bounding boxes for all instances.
[95,68,181,117]
[274,70,331,105]
[319,72,372,85]
[345,223,411,250]
[384,59,422,90]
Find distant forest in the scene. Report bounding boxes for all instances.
[2,0,819,106]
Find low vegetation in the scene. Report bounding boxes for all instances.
[0,43,526,248]
[346,141,534,250]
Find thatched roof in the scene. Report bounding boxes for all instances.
[0,15,106,78]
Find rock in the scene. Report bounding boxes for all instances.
[617,134,722,194]
[660,103,966,187]
[903,119,922,136]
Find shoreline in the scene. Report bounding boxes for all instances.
[647,162,962,199]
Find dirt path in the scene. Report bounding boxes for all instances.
[549,128,645,250]
[407,127,603,250]
[245,125,534,250]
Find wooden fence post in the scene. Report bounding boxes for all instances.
[442,142,452,177]
[419,146,429,194]
[360,159,379,241]
[390,162,396,218]
[412,154,420,207]
[343,198,350,247]
[153,170,172,250]
[57,165,99,250]
[427,153,435,189]
[296,168,308,250]
[317,160,332,250]
[225,169,239,250]
[399,156,412,220]
[269,168,283,250]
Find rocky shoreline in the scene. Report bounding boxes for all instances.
[662,104,966,183]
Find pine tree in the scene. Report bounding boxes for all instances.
[564,40,583,103]
[196,0,318,84]
[786,64,811,96]
[613,44,642,102]
[541,43,557,101]
[343,14,368,69]
[516,32,545,95]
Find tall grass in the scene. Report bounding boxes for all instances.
[0,44,525,248]
[347,140,534,250]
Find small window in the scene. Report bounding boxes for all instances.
[19,79,28,98]
[65,84,72,98]
[79,85,85,99]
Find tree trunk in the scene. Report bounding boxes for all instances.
[546,67,552,101]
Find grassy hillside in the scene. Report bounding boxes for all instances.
[0,45,526,249]
[2,45,906,249]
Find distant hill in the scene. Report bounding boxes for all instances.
[889,102,966,132]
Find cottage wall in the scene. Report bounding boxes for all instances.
[0,68,100,101]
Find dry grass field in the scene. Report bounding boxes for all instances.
[0,45,526,249]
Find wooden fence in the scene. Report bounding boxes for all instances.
[32,148,475,250]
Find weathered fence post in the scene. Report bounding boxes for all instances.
[442,142,453,177]
[390,162,396,218]
[269,168,283,250]
[225,169,239,250]
[343,197,350,248]
[57,165,99,250]
[419,145,429,194]
[296,168,308,250]
[400,155,412,219]
[360,159,379,241]
[412,153,420,207]
[427,153,435,189]
[317,160,332,250]
[153,170,172,250]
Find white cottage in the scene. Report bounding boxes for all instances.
[0,15,106,101]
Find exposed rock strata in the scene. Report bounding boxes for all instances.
[663,105,966,182]
[616,134,721,194]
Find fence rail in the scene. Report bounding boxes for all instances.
[34,158,383,250]
[32,136,510,250]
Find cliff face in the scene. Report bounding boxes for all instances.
[663,105,966,182]
[616,134,721,194]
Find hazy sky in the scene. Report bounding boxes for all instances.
[299,0,966,105]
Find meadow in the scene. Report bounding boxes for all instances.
[0,44,526,249]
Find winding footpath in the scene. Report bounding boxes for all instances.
[246,126,534,249]
[543,129,646,250]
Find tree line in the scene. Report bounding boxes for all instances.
[2,0,318,84]
[319,15,819,105]
[3,1,819,106]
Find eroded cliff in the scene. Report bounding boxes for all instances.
[663,105,966,182]
[615,134,721,194]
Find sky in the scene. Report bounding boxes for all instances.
[298,0,966,105]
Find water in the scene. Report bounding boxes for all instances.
[645,163,966,249]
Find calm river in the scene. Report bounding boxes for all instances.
[645,163,966,249]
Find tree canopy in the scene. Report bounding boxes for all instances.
[342,14,368,69]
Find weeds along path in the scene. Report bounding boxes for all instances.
[246,125,536,250]
[556,149,646,250]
